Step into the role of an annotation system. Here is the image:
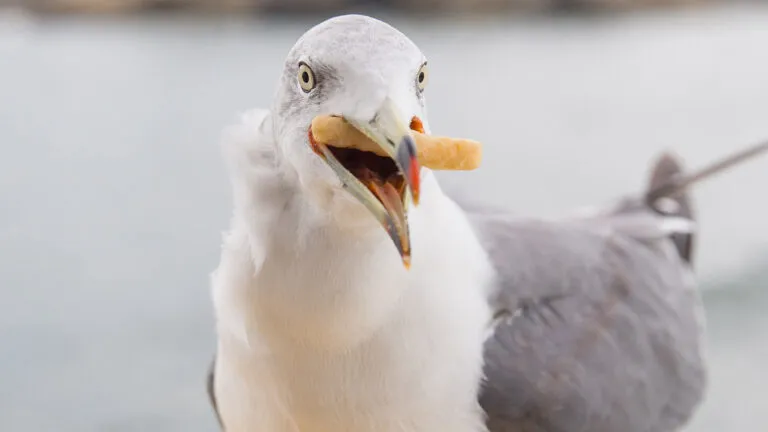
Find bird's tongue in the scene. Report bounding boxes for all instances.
[358,169,410,262]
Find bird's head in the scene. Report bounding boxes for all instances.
[271,14,429,267]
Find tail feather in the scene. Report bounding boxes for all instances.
[641,139,768,267]
[646,141,768,203]
[645,153,696,265]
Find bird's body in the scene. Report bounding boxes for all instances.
[211,109,493,432]
[207,13,767,432]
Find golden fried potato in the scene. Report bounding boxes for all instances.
[310,115,482,171]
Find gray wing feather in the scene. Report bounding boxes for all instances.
[462,153,707,432]
[645,153,695,264]
[472,218,705,432]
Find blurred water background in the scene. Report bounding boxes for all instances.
[1,1,767,431]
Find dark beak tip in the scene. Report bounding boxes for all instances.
[397,136,421,206]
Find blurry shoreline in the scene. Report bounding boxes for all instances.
[3,0,730,16]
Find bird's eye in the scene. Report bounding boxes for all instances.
[416,63,429,92]
[297,62,316,93]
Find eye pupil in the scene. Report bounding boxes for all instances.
[302,71,309,83]
[418,72,425,83]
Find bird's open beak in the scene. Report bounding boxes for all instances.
[310,98,421,268]
[344,98,421,205]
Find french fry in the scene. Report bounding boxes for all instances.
[310,115,482,171]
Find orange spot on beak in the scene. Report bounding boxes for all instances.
[410,116,425,134]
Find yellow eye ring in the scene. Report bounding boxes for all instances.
[416,63,428,92]
[298,62,316,93]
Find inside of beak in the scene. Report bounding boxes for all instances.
[308,115,425,209]
[308,116,426,267]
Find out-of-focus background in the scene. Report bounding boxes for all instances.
[1,0,767,431]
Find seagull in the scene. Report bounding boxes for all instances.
[206,14,768,432]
